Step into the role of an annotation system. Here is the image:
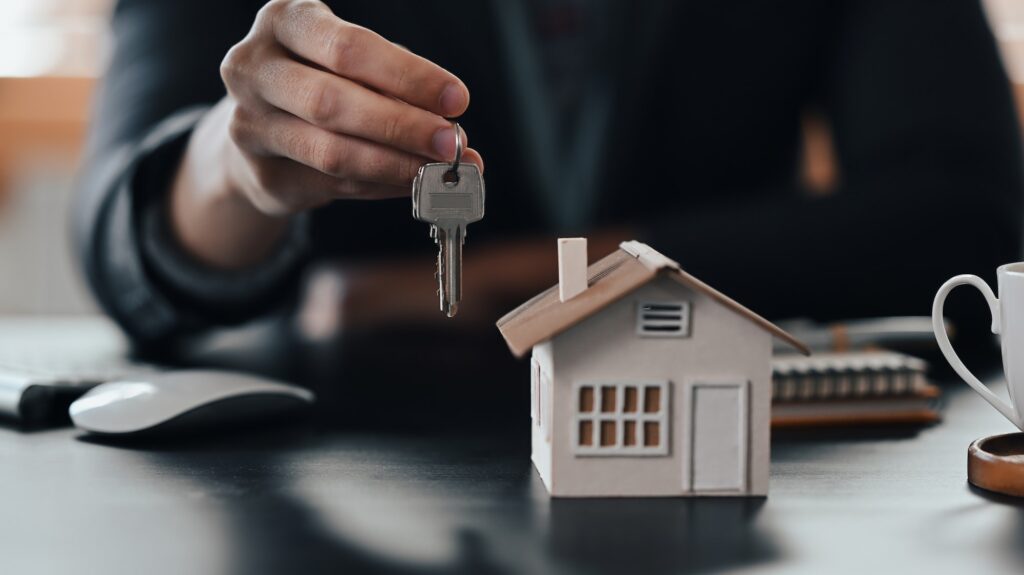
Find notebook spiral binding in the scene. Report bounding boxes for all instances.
[771,351,929,402]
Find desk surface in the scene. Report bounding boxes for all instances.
[2,374,1023,575]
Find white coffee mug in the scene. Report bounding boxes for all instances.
[933,263,1024,430]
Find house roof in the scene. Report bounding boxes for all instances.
[496,241,811,358]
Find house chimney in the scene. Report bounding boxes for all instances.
[558,237,588,302]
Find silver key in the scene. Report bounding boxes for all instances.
[412,126,485,317]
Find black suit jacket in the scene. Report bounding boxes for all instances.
[75,0,1023,350]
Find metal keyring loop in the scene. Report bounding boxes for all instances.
[451,121,462,172]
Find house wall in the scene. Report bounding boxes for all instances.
[531,340,554,491]
[546,277,772,497]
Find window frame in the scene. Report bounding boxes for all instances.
[572,381,671,457]
[531,356,541,424]
[636,301,691,338]
[540,369,552,441]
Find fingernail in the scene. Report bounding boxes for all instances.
[439,83,467,116]
[432,127,456,160]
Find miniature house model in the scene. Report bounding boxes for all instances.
[496,239,809,498]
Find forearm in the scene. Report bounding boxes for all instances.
[75,0,276,346]
[74,109,213,349]
[75,104,310,348]
[169,97,291,270]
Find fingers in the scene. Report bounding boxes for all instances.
[240,109,423,185]
[239,155,409,215]
[249,55,462,161]
[231,108,484,186]
[267,1,468,116]
[460,148,485,174]
[433,124,475,165]
[221,2,484,215]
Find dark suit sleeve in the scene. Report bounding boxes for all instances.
[73,0,306,352]
[644,0,1022,335]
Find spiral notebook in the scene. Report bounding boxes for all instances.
[770,351,941,428]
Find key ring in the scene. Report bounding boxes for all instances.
[451,121,462,172]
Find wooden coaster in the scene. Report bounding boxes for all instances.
[968,433,1024,497]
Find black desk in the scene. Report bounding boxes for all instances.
[2,376,1024,575]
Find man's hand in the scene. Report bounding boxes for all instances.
[220,0,483,213]
[169,0,483,269]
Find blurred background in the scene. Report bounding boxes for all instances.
[1,0,1024,317]
[0,0,106,314]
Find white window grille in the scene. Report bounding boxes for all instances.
[573,382,670,456]
[637,301,690,337]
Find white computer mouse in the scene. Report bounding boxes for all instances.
[69,369,315,435]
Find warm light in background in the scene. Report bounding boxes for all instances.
[0,0,110,78]
[0,1,112,314]
[0,1,1023,315]
[987,0,1024,84]
[985,0,1024,126]
[0,1,1019,82]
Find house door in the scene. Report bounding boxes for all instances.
[687,381,749,493]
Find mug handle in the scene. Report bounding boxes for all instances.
[932,274,1019,426]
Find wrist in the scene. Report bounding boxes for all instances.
[169,98,291,270]
[199,98,278,223]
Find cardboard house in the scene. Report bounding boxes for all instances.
[496,239,809,498]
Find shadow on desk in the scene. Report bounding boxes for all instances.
[73,313,787,574]
[548,497,776,574]
[78,423,783,575]
[969,483,1024,508]
[958,485,1024,570]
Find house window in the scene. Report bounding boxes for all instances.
[574,382,670,456]
[637,301,690,337]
